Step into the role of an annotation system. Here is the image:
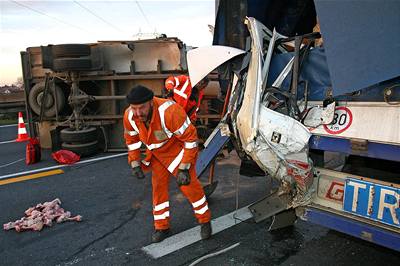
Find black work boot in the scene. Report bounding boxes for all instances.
[200,222,212,240]
[152,229,170,243]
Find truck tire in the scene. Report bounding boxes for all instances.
[61,141,99,157]
[52,44,91,58]
[28,82,66,117]
[52,58,92,71]
[60,127,98,143]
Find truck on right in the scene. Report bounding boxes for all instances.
[194,0,399,251]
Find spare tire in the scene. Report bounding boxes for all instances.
[28,82,66,117]
[61,141,99,157]
[60,127,98,143]
[52,44,91,58]
[52,58,92,72]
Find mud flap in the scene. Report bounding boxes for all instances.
[203,181,219,200]
[239,158,265,177]
[268,209,297,231]
[248,191,292,223]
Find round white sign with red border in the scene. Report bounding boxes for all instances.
[323,106,353,134]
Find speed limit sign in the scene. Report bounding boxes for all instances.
[323,106,353,134]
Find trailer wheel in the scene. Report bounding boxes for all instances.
[60,127,98,143]
[52,44,91,58]
[52,58,92,71]
[28,82,65,117]
[61,140,99,157]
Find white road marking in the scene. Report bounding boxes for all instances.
[0,140,16,144]
[0,124,18,128]
[0,158,24,168]
[141,206,252,259]
[0,152,128,180]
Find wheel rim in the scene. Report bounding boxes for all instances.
[36,92,54,108]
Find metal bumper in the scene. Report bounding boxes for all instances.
[301,206,400,251]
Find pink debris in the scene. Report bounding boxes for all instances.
[3,198,82,232]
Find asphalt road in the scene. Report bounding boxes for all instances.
[0,124,398,265]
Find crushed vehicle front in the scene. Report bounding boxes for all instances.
[188,0,400,250]
[228,17,316,210]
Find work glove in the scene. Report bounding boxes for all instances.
[132,166,145,179]
[176,169,190,186]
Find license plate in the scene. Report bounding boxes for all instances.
[343,178,400,228]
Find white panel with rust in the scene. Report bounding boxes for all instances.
[98,40,183,73]
[308,102,400,145]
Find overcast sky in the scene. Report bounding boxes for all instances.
[0,0,215,85]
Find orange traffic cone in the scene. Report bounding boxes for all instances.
[15,112,30,142]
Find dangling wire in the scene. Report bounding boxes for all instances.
[188,242,241,266]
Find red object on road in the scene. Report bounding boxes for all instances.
[15,112,29,142]
[51,150,80,164]
[26,137,41,165]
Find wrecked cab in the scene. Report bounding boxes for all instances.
[190,1,400,249]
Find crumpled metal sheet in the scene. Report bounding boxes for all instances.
[303,101,336,127]
[236,17,266,145]
[233,17,315,207]
[248,105,312,188]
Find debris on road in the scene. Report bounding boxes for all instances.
[52,149,80,164]
[3,198,82,232]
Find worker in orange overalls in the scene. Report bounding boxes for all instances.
[123,85,212,243]
[165,75,209,122]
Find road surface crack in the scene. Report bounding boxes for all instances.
[66,208,139,261]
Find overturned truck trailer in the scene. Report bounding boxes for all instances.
[196,0,399,251]
[21,37,221,155]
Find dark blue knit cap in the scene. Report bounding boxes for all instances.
[126,85,154,104]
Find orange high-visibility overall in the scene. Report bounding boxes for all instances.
[165,75,204,121]
[165,75,192,110]
[123,97,211,230]
[185,88,204,121]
